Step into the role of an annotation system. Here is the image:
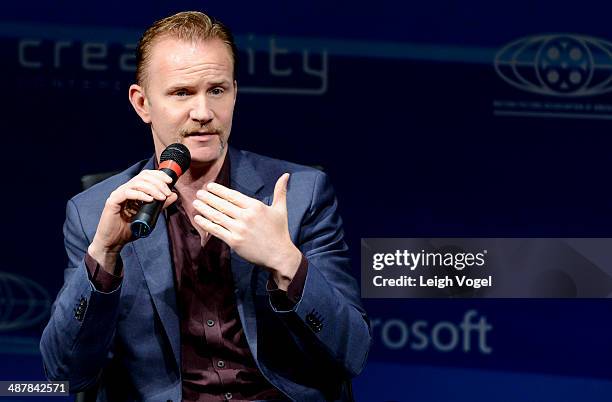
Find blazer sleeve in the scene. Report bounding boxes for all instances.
[269,171,372,377]
[40,199,122,392]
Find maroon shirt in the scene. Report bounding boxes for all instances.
[85,154,308,401]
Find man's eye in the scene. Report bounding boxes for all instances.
[174,90,189,97]
[210,88,224,96]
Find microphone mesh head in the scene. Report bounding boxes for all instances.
[160,143,191,173]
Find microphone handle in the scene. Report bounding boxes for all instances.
[130,167,179,239]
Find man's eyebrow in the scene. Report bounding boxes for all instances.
[207,80,231,87]
[166,80,231,90]
[166,83,195,90]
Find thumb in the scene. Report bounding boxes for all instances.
[162,192,179,210]
[272,173,290,209]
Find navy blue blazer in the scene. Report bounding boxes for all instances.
[40,147,371,401]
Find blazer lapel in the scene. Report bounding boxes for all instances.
[228,148,267,361]
[130,156,181,371]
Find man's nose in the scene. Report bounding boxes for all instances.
[189,94,213,125]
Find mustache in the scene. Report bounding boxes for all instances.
[179,127,222,137]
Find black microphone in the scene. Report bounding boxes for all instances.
[130,143,191,239]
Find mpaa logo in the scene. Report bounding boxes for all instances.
[494,34,612,97]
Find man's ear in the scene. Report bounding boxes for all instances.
[128,84,151,124]
[233,80,238,105]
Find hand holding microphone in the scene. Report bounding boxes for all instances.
[130,144,191,238]
[88,143,190,273]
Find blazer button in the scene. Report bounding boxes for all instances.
[74,297,88,321]
[217,360,225,368]
[74,308,84,321]
[305,310,324,333]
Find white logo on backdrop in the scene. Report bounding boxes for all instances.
[494,34,612,97]
[15,35,328,95]
[0,272,51,331]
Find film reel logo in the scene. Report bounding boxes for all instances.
[494,34,612,97]
[0,272,51,332]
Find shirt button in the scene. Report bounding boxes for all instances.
[206,319,215,327]
[224,392,233,400]
[217,360,225,368]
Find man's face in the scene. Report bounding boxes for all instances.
[134,36,236,167]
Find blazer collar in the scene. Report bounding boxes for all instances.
[228,146,264,198]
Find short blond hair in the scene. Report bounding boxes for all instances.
[136,11,237,86]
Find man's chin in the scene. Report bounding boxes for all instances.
[188,146,227,166]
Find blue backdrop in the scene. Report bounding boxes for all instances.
[2,1,612,401]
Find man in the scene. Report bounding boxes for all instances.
[40,11,370,402]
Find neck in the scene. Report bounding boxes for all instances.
[174,148,228,195]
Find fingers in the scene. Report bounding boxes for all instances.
[163,192,178,209]
[272,173,290,208]
[194,214,231,242]
[206,182,254,208]
[128,181,168,201]
[193,198,237,231]
[195,189,242,218]
[108,170,174,205]
[138,170,173,197]
[143,169,173,184]
[123,188,155,203]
